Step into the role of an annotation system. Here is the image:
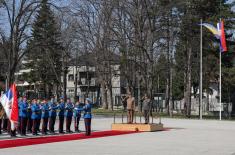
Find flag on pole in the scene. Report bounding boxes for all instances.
[218,20,227,52]
[201,20,227,52]
[0,83,19,130]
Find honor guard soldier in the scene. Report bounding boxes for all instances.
[27,101,32,133]
[83,98,92,136]
[65,98,74,133]
[58,97,65,133]
[19,97,28,136]
[41,99,49,134]
[49,98,58,133]
[17,97,23,133]
[73,97,83,132]
[37,99,42,132]
[31,99,41,135]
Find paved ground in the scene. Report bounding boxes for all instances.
[1,116,235,155]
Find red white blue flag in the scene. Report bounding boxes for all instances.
[201,20,227,52]
[0,83,19,129]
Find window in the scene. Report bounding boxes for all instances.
[68,74,74,81]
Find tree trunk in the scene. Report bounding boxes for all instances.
[101,82,108,109]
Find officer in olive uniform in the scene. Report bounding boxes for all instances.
[41,99,49,134]
[83,98,92,136]
[19,97,28,135]
[31,99,41,135]
[73,97,83,132]
[142,94,151,124]
[65,98,74,133]
[49,98,58,133]
[58,98,65,133]
[0,104,4,134]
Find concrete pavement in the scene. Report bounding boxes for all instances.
[1,117,235,155]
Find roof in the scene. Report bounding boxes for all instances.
[68,52,120,67]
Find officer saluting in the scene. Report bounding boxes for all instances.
[73,96,83,132]
[58,97,65,133]
[41,99,49,135]
[48,97,58,133]
[31,99,40,135]
[19,97,28,136]
[83,98,92,136]
[65,98,74,133]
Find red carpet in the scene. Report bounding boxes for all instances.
[0,130,139,149]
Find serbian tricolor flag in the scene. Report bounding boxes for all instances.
[0,83,19,130]
[201,20,227,52]
[217,20,227,52]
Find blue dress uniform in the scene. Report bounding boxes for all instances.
[49,102,58,133]
[73,103,83,132]
[17,99,23,134]
[65,102,74,132]
[37,102,42,132]
[41,102,49,134]
[31,103,41,135]
[26,103,32,133]
[19,101,28,135]
[83,99,92,136]
[58,102,65,133]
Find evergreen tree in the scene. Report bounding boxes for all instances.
[25,0,63,98]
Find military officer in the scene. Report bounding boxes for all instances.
[73,97,83,132]
[19,97,28,135]
[65,98,74,133]
[37,99,42,132]
[58,98,65,133]
[142,94,151,124]
[48,97,58,133]
[41,99,49,134]
[83,98,92,136]
[0,104,4,134]
[27,101,32,133]
[126,93,135,124]
[31,99,41,135]
[17,97,23,133]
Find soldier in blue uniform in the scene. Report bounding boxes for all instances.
[73,97,83,132]
[31,99,41,135]
[26,101,32,133]
[65,98,74,133]
[37,99,42,132]
[41,99,49,134]
[49,97,58,133]
[19,97,28,136]
[17,97,23,134]
[83,98,92,136]
[58,98,65,133]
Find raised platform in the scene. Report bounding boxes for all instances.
[111,123,164,132]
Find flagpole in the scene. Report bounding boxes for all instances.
[219,45,222,121]
[200,19,203,120]
[219,17,222,121]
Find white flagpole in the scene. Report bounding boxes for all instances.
[219,48,222,121]
[200,19,203,120]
